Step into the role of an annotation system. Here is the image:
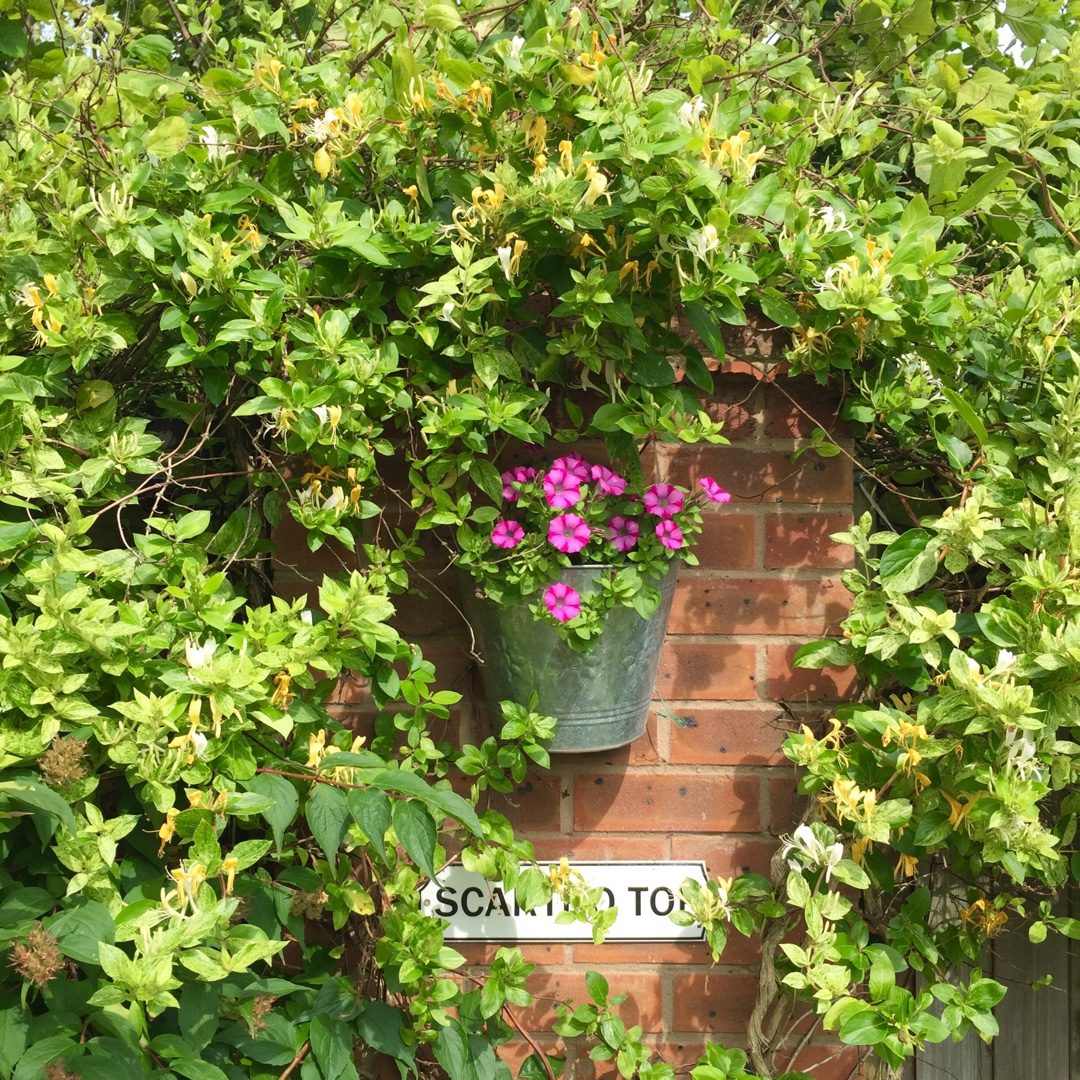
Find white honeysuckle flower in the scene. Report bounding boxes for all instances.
[686,223,720,261]
[185,637,217,669]
[438,300,457,324]
[678,95,707,128]
[89,183,137,226]
[813,260,855,293]
[782,824,843,881]
[321,486,346,511]
[306,108,343,144]
[816,205,849,233]
[496,244,514,281]
[1003,727,1038,778]
[201,125,232,163]
[967,656,981,677]
[312,404,330,425]
[509,35,525,59]
[190,731,208,758]
[996,648,1017,671]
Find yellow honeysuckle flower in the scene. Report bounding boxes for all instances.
[619,261,639,287]
[894,852,919,880]
[558,139,574,174]
[222,856,239,896]
[313,146,333,180]
[533,152,548,176]
[292,96,320,110]
[42,274,59,297]
[271,671,294,710]
[158,807,179,855]
[402,185,419,203]
[306,728,327,768]
[188,790,205,809]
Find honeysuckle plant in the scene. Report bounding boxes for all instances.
[455,453,730,651]
[5,0,1080,1078]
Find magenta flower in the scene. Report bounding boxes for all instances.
[643,483,685,519]
[501,466,537,501]
[553,454,591,482]
[655,520,684,550]
[543,468,582,509]
[606,516,640,553]
[548,513,591,554]
[700,477,731,504]
[491,519,525,549]
[591,465,627,496]
[544,582,581,622]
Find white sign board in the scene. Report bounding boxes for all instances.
[419,860,708,942]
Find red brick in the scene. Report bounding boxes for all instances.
[272,515,363,574]
[574,773,760,833]
[572,940,719,965]
[560,714,659,766]
[764,512,855,569]
[495,1037,564,1078]
[697,375,759,440]
[491,771,565,833]
[763,377,850,439]
[658,643,758,701]
[790,1044,866,1080]
[668,578,849,637]
[671,972,759,1033]
[695,513,757,570]
[516,971,663,1033]
[661,446,852,505]
[670,836,777,880]
[666,706,788,766]
[769,775,807,835]
[389,585,466,639]
[529,836,669,862]
[457,942,565,965]
[766,644,856,701]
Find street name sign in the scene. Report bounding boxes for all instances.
[419,860,708,942]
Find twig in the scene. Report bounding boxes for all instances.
[278,1041,310,1080]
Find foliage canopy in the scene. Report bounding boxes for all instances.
[5,0,1080,1077]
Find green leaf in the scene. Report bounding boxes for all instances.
[310,1014,360,1080]
[368,770,483,836]
[44,902,114,965]
[759,294,800,328]
[0,779,77,838]
[792,640,853,669]
[179,980,220,1051]
[248,774,298,856]
[171,1060,231,1080]
[348,788,392,863]
[878,529,940,594]
[0,521,34,554]
[145,116,190,158]
[585,970,609,1007]
[425,3,463,29]
[306,783,351,864]
[624,351,675,387]
[392,799,438,881]
[684,302,726,361]
[513,867,551,912]
[940,388,989,448]
[0,1008,29,1080]
[174,510,212,541]
[839,1008,888,1046]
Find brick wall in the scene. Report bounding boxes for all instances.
[273,367,862,1080]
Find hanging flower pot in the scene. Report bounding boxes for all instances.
[454,451,733,753]
[459,562,680,753]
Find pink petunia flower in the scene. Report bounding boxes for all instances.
[548,513,592,554]
[501,466,536,501]
[655,520,684,550]
[543,468,582,509]
[552,454,591,482]
[491,519,525,549]
[590,465,627,496]
[643,483,685,519]
[700,477,731,504]
[606,516,640,553]
[544,581,581,622]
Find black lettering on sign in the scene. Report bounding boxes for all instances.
[628,886,647,916]
[461,887,484,917]
[486,888,509,917]
[434,886,458,917]
[650,887,675,916]
[600,888,615,910]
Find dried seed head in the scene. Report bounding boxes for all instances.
[251,993,276,1033]
[38,736,88,789]
[9,922,63,988]
[289,889,329,919]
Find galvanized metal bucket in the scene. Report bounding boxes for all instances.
[459,563,679,754]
